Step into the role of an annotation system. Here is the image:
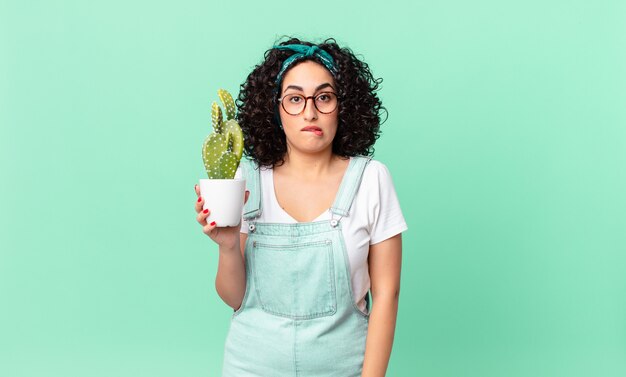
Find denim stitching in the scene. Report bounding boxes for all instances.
[293,319,299,377]
[337,225,370,319]
[231,237,253,319]
[252,240,337,320]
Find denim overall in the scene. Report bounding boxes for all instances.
[222,156,372,377]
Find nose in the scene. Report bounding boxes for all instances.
[303,97,318,121]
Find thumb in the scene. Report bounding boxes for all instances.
[244,190,250,204]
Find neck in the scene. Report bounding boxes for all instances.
[280,148,337,178]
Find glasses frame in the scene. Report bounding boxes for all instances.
[277,92,339,116]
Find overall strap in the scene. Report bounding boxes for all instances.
[330,156,372,217]
[241,159,262,220]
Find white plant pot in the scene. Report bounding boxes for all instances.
[198,178,246,227]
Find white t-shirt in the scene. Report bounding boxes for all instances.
[236,159,408,314]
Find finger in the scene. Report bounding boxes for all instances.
[202,219,218,235]
[197,208,210,226]
[244,190,250,204]
[195,194,204,213]
[195,184,200,196]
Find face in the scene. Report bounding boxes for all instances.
[278,60,339,155]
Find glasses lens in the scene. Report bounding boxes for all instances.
[281,93,338,115]
[314,92,337,114]
[282,94,305,115]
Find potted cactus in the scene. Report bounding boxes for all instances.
[198,89,246,227]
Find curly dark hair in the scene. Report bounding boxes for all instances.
[236,37,387,167]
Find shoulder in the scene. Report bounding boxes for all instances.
[357,158,408,242]
[361,158,395,184]
[363,158,388,172]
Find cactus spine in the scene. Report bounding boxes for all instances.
[202,89,244,179]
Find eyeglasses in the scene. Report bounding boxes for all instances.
[277,92,338,115]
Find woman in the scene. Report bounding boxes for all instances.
[194,37,407,376]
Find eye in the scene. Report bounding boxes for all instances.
[287,95,303,103]
[316,93,333,102]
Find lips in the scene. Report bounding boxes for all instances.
[301,126,323,136]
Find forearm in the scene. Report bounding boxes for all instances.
[215,244,246,310]
[361,295,399,377]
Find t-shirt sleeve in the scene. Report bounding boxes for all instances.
[234,166,249,234]
[368,162,408,245]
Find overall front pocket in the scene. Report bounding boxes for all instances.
[251,239,337,319]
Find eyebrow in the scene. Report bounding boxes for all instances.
[283,83,335,93]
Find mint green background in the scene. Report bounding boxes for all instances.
[2,1,625,376]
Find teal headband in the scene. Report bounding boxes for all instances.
[273,44,338,87]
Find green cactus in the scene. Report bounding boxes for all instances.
[202,89,244,179]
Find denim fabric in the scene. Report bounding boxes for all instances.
[223,157,371,376]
